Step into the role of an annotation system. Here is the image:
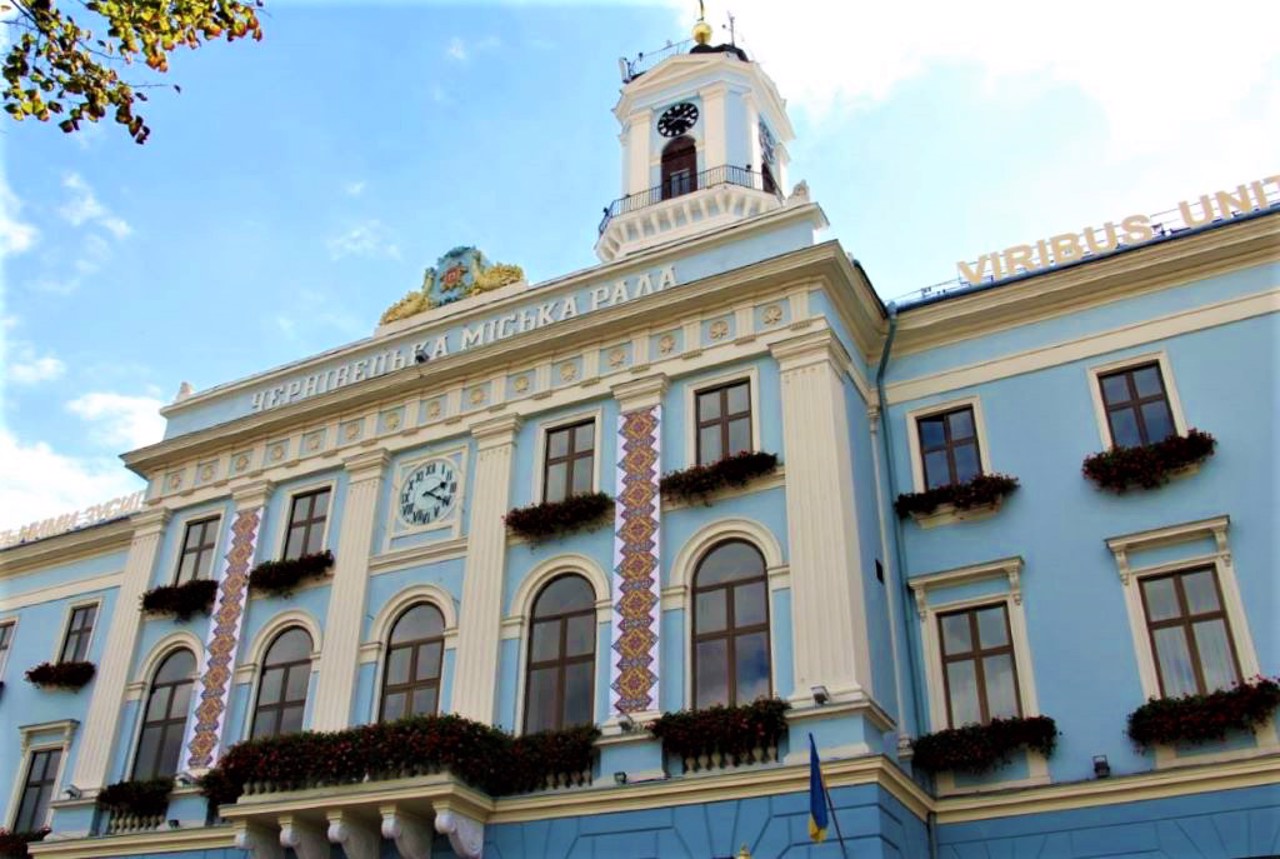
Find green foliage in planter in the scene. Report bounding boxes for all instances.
[1126,677,1280,752]
[910,715,1058,774]
[140,579,218,621]
[648,698,790,762]
[0,827,49,858]
[1082,428,1216,492]
[504,492,613,544]
[200,714,599,804]
[25,660,96,690]
[96,778,174,818]
[894,473,1020,519]
[247,550,334,596]
[659,451,779,504]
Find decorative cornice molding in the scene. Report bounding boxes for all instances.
[611,373,669,411]
[471,413,522,448]
[908,556,1024,618]
[342,449,391,483]
[0,517,135,576]
[231,480,274,511]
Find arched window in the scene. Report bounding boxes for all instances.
[524,575,595,733]
[661,136,698,200]
[251,627,312,739]
[692,540,770,708]
[380,603,445,722]
[133,649,196,779]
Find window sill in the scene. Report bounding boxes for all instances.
[662,465,786,512]
[909,498,1004,530]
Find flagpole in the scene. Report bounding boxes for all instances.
[823,782,850,857]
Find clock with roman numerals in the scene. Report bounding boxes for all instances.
[398,459,458,527]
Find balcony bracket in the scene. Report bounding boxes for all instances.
[327,809,382,859]
[279,815,328,859]
[436,808,484,859]
[234,821,284,859]
[381,804,434,859]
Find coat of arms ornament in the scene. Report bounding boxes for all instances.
[380,246,525,325]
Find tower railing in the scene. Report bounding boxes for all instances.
[598,164,780,235]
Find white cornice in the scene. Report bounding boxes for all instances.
[0,518,135,577]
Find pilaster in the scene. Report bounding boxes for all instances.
[451,413,520,723]
[311,450,389,730]
[771,329,873,704]
[68,508,169,790]
[700,83,729,171]
[625,109,652,196]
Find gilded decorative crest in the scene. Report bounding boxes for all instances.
[380,246,525,325]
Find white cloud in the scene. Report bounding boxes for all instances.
[65,391,166,450]
[59,172,132,238]
[445,34,500,63]
[430,84,451,105]
[446,37,468,62]
[0,179,38,258]
[343,180,366,197]
[7,343,66,385]
[0,427,145,532]
[327,220,400,260]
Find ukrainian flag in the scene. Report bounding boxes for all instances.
[808,733,829,844]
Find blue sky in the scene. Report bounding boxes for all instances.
[1,0,1276,528]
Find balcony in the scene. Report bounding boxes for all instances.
[595,165,784,262]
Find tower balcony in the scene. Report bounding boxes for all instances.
[595,165,784,262]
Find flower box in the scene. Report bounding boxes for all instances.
[659,451,779,505]
[199,714,599,805]
[1082,428,1216,493]
[894,473,1019,521]
[0,827,49,858]
[910,715,1058,775]
[1126,677,1280,752]
[96,778,173,818]
[505,492,613,544]
[247,550,334,597]
[25,660,96,691]
[648,698,789,772]
[140,579,219,621]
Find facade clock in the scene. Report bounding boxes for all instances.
[658,102,699,137]
[758,121,777,165]
[398,459,458,527]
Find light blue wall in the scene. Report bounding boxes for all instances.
[0,546,127,599]
[661,357,784,473]
[149,498,235,589]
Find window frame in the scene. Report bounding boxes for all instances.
[683,368,762,470]
[56,600,99,664]
[10,745,65,833]
[277,482,335,561]
[522,574,598,734]
[378,603,447,723]
[937,603,1022,727]
[535,413,601,505]
[248,626,314,740]
[1087,351,1187,450]
[173,515,222,585]
[131,648,197,780]
[904,396,993,493]
[690,540,773,709]
[1138,567,1243,698]
[0,618,16,681]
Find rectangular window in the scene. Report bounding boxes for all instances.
[917,406,983,489]
[175,517,220,584]
[283,488,331,560]
[13,747,62,833]
[543,420,595,504]
[1140,568,1242,698]
[695,380,752,466]
[938,604,1021,727]
[1098,362,1176,448]
[59,605,96,663]
[0,621,13,678]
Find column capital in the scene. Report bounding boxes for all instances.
[611,373,668,412]
[342,449,390,484]
[471,412,521,449]
[769,327,847,372]
[130,507,171,538]
[232,479,274,511]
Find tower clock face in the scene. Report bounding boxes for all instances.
[758,122,777,164]
[658,102,699,137]
[398,459,458,527]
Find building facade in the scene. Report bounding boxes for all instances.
[2,25,1278,859]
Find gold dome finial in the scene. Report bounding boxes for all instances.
[693,0,712,45]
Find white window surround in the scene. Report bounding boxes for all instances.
[8,720,77,831]
[0,616,17,680]
[903,395,993,493]
[238,612,322,742]
[529,407,605,504]
[1086,350,1188,449]
[51,597,102,664]
[908,557,1047,792]
[120,639,200,782]
[271,478,338,561]
[162,510,224,586]
[662,517,788,710]
[500,554,611,735]
[682,366,762,469]
[361,584,460,722]
[386,445,469,546]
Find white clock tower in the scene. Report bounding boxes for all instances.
[595,18,797,262]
